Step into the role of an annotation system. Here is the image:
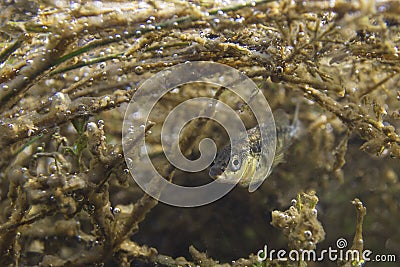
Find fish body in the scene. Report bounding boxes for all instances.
[209,107,299,187]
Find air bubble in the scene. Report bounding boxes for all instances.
[78,104,87,112]
[311,208,318,216]
[134,66,144,75]
[304,230,312,239]
[49,164,57,173]
[87,122,97,132]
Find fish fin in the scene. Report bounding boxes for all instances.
[272,145,287,168]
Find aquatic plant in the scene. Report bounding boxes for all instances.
[0,0,399,266]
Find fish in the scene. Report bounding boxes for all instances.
[209,105,300,187]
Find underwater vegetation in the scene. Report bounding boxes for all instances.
[0,0,399,266]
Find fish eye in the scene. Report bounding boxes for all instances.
[230,154,241,171]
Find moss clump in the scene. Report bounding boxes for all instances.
[271,192,325,251]
[0,0,399,266]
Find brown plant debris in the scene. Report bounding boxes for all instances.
[0,0,399,266]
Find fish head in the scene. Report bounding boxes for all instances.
[209,144,257,186]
